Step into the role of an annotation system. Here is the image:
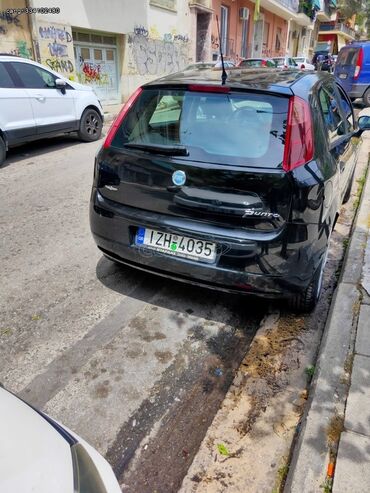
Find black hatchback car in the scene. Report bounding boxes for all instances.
[90,68,369,311]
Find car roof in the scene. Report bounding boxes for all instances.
[144,68,330,96]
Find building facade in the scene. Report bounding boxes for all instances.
[0,0,194,104]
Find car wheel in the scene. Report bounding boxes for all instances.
[78,108,102,142]
[288,252,328,313]
[0,136,6,166]
[342,168,355,204]
[363,88,370,107]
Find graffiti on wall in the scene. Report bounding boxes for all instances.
[0,2,33,58]
[37,21,75,77]
[127,27,189,76]
[77,59,110,86]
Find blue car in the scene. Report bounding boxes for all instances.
[334,41,370,105]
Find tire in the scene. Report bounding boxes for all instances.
[78,108,102,142]
[342,168,355,204]
[288,253,328,313]
[363,88,370,107]
[0,137,5,166]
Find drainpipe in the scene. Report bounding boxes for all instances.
[286,18,292,55]
[25,0,41,62]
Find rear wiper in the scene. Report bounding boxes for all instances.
[124,143,189,156]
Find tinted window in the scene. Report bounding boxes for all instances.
[0,63,15,88]
[11,62,56,89]
[337,48,359,66]
[112,89,289,168]
[318,85,346,143]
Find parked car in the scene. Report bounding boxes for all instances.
[183,61,235,71]
[90,68,368,312]
[312,51,334,72]
[272,56,298,69]
[237,58,276,68]
[0,54,104,166]
[334,41,370,106]
[0,386,121,493]
[293,57,315,70]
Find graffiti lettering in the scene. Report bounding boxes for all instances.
[173,34,189,43]
[127,34,188,76]
[134,25,149,37]
[0,11,21,26]
[163,33,173,42]
[46,58,74,73]
[39,26,72,42]
[48,40,68,57]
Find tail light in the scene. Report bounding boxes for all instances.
[103,86,143,149]
[301,64,305,69]
[283,96,314,172]
[354,48,363,79]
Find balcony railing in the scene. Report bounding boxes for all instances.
[319,22,356,38]
[277,0,299,14]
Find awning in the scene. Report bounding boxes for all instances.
[329,0,337,6]
[313,0,321,10]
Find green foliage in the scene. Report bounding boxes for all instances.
[217,443,230,456]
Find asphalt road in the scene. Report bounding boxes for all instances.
[0,124,362,492]
[0,135,265,490]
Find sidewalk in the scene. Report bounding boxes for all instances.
[101,102,122,125]
[285,125,370,492]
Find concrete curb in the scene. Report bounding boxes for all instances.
[284,133,370,492]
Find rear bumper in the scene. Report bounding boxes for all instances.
[347,83,368,99]
[90,189,323,298]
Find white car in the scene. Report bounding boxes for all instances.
[0,386,121,493]
[293,57,315,70]
[0,54,104,166]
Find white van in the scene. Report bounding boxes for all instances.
[0,55,104,165]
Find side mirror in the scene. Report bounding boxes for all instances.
[358,115,370,131]
[55,78,67,94]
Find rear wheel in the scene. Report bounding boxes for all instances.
[288,253,327,313]
[0,137,5,166]
[363,88,370,107]
[78,108,102,142]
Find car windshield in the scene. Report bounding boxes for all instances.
[112,88,289,168]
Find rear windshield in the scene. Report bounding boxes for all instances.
[112,88,289,168]
[337,48,359,66]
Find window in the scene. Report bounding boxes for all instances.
[220,5,229,55]
[11,62,57,89]
[275,27,282,52]
[318,85,345,143]
[336,85,354,132]
[112,89,289,169]
[0,63,15,88]
[94,49,103,61]
[337,48,359,66]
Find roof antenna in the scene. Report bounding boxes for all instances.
[216,15,227,85]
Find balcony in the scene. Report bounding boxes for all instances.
[319,22,356,40]
[316,0,336,21]
[188,0,213,11]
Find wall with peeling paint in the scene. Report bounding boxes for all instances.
[0,0,33,58]
[123,0,192,100]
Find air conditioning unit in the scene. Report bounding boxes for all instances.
[239,7,249,20]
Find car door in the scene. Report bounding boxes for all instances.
[8,61,77,136]
[334,47,359,94]
[317,81,357,201]
[0,62,36,144]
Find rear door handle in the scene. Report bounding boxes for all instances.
[35,95,45,102]
[340,161,345,173]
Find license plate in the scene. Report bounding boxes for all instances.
[135,227,217,262]
[339,73,347,79]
